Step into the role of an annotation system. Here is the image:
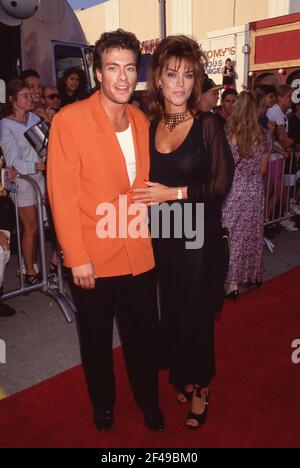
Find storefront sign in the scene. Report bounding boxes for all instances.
[206,44,236,79]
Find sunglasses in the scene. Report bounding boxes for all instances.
[45,93,60,100]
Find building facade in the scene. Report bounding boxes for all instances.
[76,0,300,45]
[75,0,300,92]
[249,12,300,102]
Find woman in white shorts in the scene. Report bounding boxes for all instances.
[0,80,46,285]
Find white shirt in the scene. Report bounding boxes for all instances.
[0,112,41,174]
[267,104,288,131]
[116,124,136,186]
[266,104,288,162]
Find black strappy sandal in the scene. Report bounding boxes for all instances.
[186,386,209,429]
[25,274,40,286]
[177,386,194,404]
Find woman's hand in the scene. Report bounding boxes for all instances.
[132,181,178,206]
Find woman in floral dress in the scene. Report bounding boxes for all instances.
[222,91,272,300]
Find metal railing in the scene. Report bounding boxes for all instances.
[264,152,300,253]
[0,174,76,323]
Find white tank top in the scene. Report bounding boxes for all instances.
[116,124,136,186]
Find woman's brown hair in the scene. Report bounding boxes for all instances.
[4,79,29,115]
[147,35,206,120]
[225,91,265,159]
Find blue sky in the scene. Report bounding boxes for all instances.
[67,0,106,10]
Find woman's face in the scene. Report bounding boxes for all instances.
[65,73,80,94]
[158,57,195,112]
[11,87,34,113]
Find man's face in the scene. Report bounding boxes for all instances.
[222,93,237,117]
[96,48,137,105]
[205,89,220,109]
[25,76,42,107]
[279,91,293,111]
[42,87,61,110]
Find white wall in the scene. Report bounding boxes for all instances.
[168,0,192,35]
[105,0,120,31]
[268,0,300,17]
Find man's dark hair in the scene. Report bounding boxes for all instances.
[93,29,142,87]
[254,84,278,96]
[20,69,40,81]
[221,89,238,100]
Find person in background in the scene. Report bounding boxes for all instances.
[0,231,15,317]
[255,84,277,131]
[222,58,235,90]
[0,80,45,285]
[287,101,300,215]
[200,75,223,112]
[40,85,61,271]
[58,67,88,107]
[215,89,238,125]
[0,161,16,317]
[266,84,296,232]
[41,86,61,122]
[222,91,272,300]
[20,69,50,123]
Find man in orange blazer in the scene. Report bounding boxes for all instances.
[47,30,164,432]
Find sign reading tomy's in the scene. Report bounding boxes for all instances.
[203,38,237,84]
[206,47,236,76]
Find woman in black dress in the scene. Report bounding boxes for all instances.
[222,58,235,90]
[133,36,234,429]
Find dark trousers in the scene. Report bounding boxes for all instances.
[71,268,160,412]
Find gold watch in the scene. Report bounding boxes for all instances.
[177,188,183,200]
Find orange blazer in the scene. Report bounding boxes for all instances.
[47,91,154,278]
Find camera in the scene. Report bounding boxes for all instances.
[24,120,49,160]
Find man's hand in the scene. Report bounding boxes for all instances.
[0,232,9,252]
[71,262,96,290]
[46,107,57,121]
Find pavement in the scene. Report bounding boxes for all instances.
[0,228,299,397]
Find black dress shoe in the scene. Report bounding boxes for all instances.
[0,302,16,317]
[143,406,165,432]
[93,409,114,432]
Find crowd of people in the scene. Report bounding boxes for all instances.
[0,66,89,317]
[0,29,299,433]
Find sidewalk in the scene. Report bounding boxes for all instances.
[0,230,299,396]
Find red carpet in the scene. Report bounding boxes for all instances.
[0,267,300,448]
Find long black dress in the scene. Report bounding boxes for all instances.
[149,113,234,390]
